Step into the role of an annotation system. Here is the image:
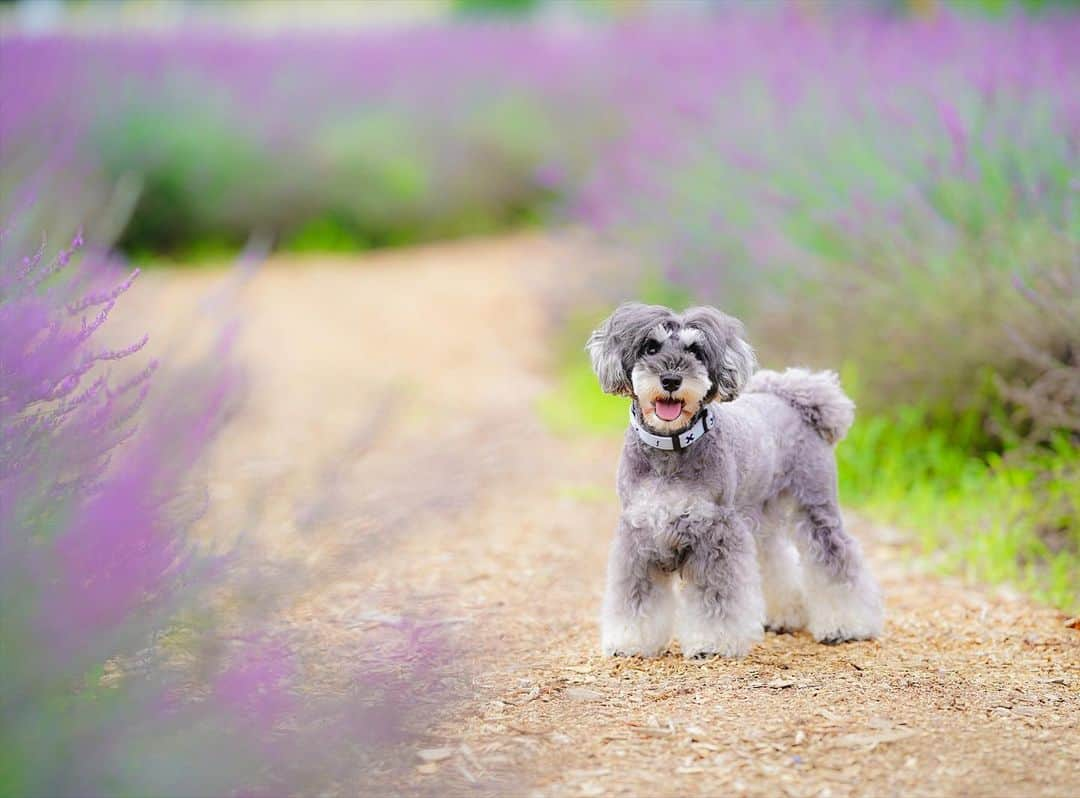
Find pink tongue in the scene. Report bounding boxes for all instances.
[655,399,683,422]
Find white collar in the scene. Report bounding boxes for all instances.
[629,404,716,451]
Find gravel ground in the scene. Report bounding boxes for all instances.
[139,235,1079,798]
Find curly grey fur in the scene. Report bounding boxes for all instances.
[746,368,855,444]
[586,303,673,396]
[589,305,883,658]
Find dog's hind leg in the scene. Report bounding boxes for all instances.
[790,450,883,643]
[675,511,764,659]
[601,526,675,657]
[758,503,807,633]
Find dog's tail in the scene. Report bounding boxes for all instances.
[745,368,855,444]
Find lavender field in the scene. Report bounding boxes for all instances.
[2,2,1078,796]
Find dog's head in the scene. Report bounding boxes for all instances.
[586,303,756,435]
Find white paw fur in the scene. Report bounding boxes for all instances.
[675,582,764,659]
[601,585,675,657]
[802,566,883,643]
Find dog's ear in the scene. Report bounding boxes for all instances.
[681,306,757,402]
[586,302,672,396]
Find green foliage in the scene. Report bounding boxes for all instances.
[838,408,1079,612]
[536,309,627,435]
[453,0,539,16]
[281,215,370,253]
[537,353,627,436]
[96,103,265,254]
[98,97,563,259]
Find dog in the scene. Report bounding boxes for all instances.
[587,302,883,658]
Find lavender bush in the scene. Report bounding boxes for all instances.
[0,225,234,794]
[0,25,610,254]
[0,226,456,795]
[571,9,1078,418]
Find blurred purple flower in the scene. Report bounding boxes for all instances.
[937,99,969,170]
[1,221,461,796]
[214,639,297,729]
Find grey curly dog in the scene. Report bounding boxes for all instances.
[587,302,883,658]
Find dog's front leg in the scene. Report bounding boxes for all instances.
[601,522,674,657]
[676,512,764,659]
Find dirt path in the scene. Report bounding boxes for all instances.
[148,236,1079,798]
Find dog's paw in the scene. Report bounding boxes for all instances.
[686,651,719,661]
[679,638,755,659]
[762,579,807,635]
[677,623,762,660]
[604,647,661,658]
[805,575,883,644]
[817,633,872,645]
[764,604,806,635]
[601,641,666,658]
[676,594,764,659]
[600,618,670,658]
[809,608,882,644]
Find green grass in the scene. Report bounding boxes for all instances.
[540,345,1079,613]
[837,409,1078,612]
[537,354,627,436]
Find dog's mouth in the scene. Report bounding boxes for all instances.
[653,398,685,422]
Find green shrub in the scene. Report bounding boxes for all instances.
[838,403,1079,611]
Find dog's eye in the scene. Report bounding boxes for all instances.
[686,343,704,360]
[642,340,661,356]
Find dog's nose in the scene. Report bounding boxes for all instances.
[661,374,682,392]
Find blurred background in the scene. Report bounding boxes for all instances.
[2,0,1077,795]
